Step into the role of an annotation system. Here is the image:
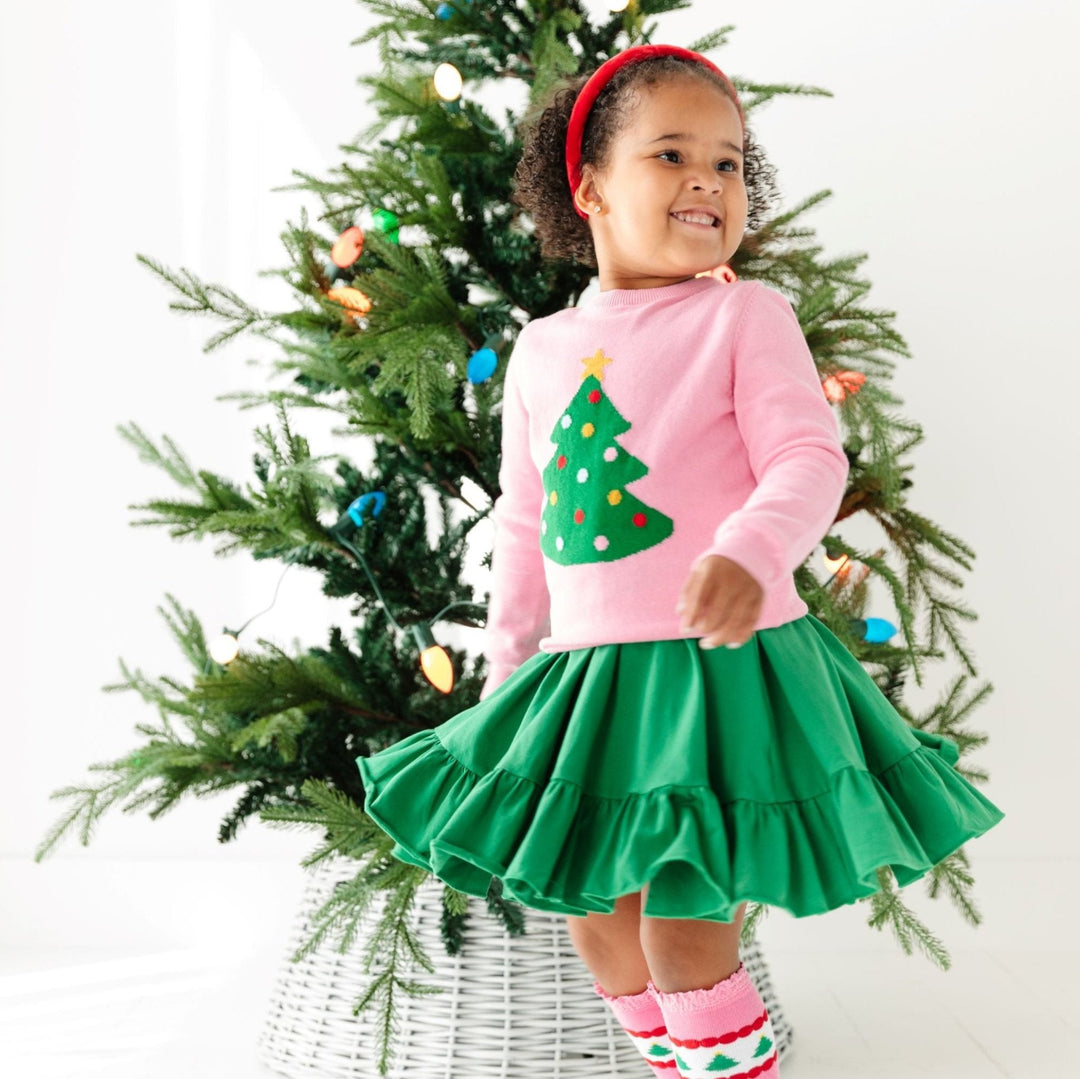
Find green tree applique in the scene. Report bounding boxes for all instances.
[540,349,674,565]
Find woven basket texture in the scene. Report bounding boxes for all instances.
[258,858,794,1078]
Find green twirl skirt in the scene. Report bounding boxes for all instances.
[356,614,1005,922]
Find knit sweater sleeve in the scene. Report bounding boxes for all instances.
[480,329,551,700]
[695,283,849,591]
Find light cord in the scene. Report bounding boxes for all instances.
[333,532,406,634]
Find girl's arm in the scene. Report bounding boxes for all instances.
[694,283,850,593]
[480,331,551,699]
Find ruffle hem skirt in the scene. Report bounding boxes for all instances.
[356,614,1005,922]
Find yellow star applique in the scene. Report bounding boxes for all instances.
[581,348,613,382]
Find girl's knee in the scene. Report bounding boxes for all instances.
[639,902,746,953]
[566,890,642,943]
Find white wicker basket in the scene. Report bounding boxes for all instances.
[258,858,794,1078]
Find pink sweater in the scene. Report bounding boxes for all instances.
[481,275,849,698]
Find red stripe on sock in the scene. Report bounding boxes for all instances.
[645,1058,679,1070]
[627,1025,668,1039]
[669,1008,769,1048]
[740,1049,779,1078]
[681,1050,778,1079]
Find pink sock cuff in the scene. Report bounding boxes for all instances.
[593,980,648,1004]
[648,962,754,1014]
[593,980,667,1031]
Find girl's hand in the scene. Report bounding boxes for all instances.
[677,555,764,649]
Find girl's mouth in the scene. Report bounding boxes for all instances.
[671,211,721,228]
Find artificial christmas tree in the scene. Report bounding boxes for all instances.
[37,0,1002,1073]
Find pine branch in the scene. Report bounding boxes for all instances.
[923,849,982,927]
[865,867,952,970]
[260,779,394,865]
[440,884,471,955]
[739,901,768,946]
[354,864,441,1076]
[686,26,736,56]
[134,253,273,352]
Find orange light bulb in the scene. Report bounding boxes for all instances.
[823,551,850,575]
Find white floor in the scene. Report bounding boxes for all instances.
[3,857,1077,1078]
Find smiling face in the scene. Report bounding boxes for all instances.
[575,73,749,291]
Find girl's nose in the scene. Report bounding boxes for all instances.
[689,170,721,193]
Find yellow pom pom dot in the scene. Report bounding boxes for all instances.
[608,490,622,506]
[550,491,558,506]
[582,422,595,438]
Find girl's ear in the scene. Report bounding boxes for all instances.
[574,165,603,217]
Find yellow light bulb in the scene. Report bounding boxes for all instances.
[609,0,630,10]
[420,645,455,694]
[209,632,240,665]
[433,62,463,102]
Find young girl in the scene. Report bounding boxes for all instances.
[358,44,1005,1078]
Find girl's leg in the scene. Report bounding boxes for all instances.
[565,890,650,996]
[640,891,779,1077]
[566,892,679,1070]
[638,889,746,993]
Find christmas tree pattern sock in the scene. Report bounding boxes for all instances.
[649,963,779,1078]
[593,980,678,1071]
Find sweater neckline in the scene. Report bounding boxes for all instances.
[585,275,722,308]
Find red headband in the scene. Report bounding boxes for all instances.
[565,44,743,220]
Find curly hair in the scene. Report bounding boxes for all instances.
[513,56,778,269]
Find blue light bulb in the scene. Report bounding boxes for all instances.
[343,490,387,528]
[467,347,498,384]
[848,618,899,643]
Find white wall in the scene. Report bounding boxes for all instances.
[1,0,1075,945]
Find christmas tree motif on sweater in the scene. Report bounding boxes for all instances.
[540,348,674,565]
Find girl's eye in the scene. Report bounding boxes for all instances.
[657,151,740,173]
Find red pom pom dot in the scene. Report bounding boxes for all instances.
[556,455,567,469]
[574,509,585,524]
[588,390,602,404]
[633,512,647,528]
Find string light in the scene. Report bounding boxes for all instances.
[330,493,483,693]
[852,617,899,643]
[331,225,364,269]
[433,62,464,102]
[609,0,631,12]
[822,548,898,643]
[467,337,501,384]
[371,208,400,244]
[412,623,455,694]
[823,548,851,577]
[209,632,241,665]
[207,562,296,667]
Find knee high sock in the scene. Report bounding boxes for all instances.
[592,981,678,1072]
[649,962,779,1079]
